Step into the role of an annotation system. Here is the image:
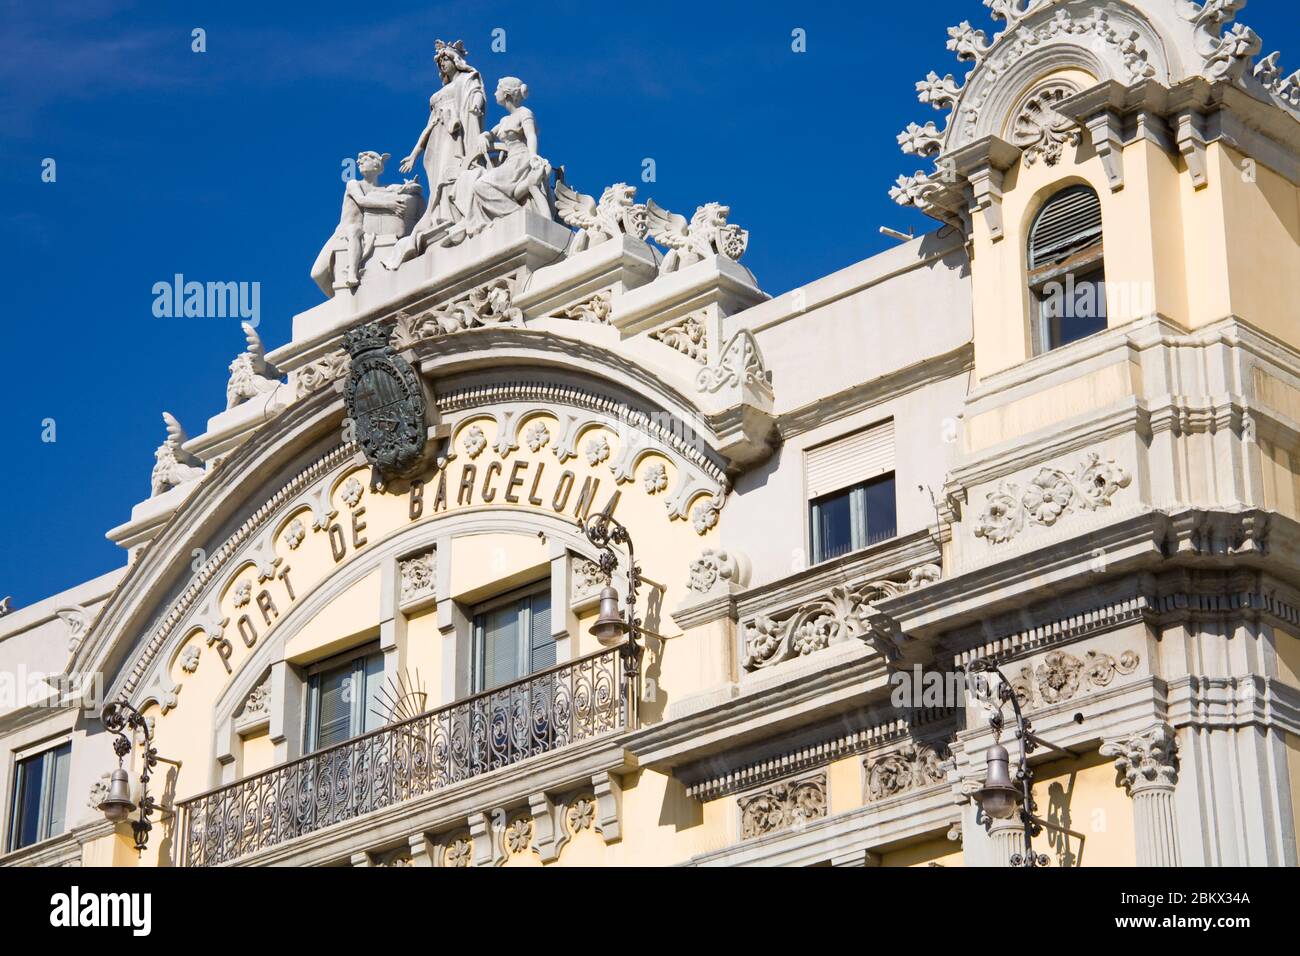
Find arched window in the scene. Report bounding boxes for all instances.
[1027,184,1106,352]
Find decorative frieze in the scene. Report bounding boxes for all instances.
[864,742,950,802]
[1008,649,1140,708]
[293,350,349,400]
[649,313,707,364]
[973,453,1132,545]
[738,773,828,841]
[551,290,613,324]
[742,576,910,672]
[391,275,525,348]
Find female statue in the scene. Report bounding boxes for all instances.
[383,39,486,269]
[441,76,553,246]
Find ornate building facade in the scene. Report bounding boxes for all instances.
[3,1,1300,867]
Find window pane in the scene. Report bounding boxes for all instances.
[362,652,385,733]
[863,475,897,546]
[529,592,555,672]
[811,489,854,563]
[10,752,45,850]
[481,604,522,690]
[1041,269,1107,349]
[46,743,71,839]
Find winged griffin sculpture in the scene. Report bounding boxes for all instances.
[150,412,205,497]
[226,322,282,409]
[644,200,749,273]
[553,177,649,252]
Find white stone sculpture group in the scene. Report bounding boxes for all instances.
[311,38,750,297]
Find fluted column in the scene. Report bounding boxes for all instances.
[987,817,1024,867]
[1100,723,1181,867]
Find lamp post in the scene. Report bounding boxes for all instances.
[964,657,1078,868]
[583,509,644,730]
[98,699,162,855]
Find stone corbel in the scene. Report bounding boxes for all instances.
[1175,110,1210,189]
[591,770,624,844]
[1085,110,1126,192]
[407,832,434,867]
[528,791,567,863]
[468,810,505,867]
[947,136,1022,244]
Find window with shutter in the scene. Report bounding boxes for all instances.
[1027,185,1107,352]
[305,646,385,751]
[805,421,897,564]
[472,584,555,692]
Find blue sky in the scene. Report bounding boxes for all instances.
[1,0,1297,606]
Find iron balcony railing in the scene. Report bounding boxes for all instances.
[177,644,630,866]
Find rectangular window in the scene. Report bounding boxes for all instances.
[473,587,554,692]
[810,473,897,563]
[6,741,71,852]
[304,647,385,752]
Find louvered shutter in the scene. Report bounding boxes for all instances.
[806,420,895,500]
[480,603,521,690]
[1029,185,1102,269]
[528,591,555,671]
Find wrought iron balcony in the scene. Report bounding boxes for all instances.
[178,644,630,866]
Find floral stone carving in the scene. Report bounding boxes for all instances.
[686,548,745,595]
[1010,649,1140,708]
[1011,83,1080,166]
[742,577,910,671]
[1100,723,1179,794]
[974,453,1131,545]
[865,743,949,802]
[738,773,827,840]
[649,314,707,364]
[399,550,436,602]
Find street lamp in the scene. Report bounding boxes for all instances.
[98,699,165,855]
[964,657,1079,868]
[583,508,644,729]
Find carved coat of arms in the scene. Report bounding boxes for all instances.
[343,322,427,481]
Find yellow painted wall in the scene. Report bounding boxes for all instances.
[883,836,963,868]
[1024,751,1135,867]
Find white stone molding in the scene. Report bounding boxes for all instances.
[695,329,772,395]
[292,350,349,401]
[649,312,708,365]
[56,606,88,653]
[1100,722,1181,866]
[1007,648,1141,709]
[392,274,525,349]
[549,289,612,324]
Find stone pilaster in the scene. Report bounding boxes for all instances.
[1100,723,1181,867]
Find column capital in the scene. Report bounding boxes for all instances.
[1100,722,1179,796]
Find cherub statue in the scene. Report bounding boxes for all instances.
[311,151,420,296]
[150,412,205,496]
[225,322,281,409]
[553,177,648,252]
[440,76,554,247]
[644,200,750,273]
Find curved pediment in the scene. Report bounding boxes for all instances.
[889,0,1299,222]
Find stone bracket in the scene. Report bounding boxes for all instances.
[1176,110,1210,190]
[591,770,624,844]
[1085,110,1126,192]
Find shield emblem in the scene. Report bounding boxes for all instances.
[343,323,427,479]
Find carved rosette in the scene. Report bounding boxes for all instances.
[442,834,473,868]
[742,578,909,672]
[503,817,534,858]
[865,743,950,802]
[974,453,1131,545]
[738,773,828,840]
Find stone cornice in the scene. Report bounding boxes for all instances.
[774,342,973,440]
